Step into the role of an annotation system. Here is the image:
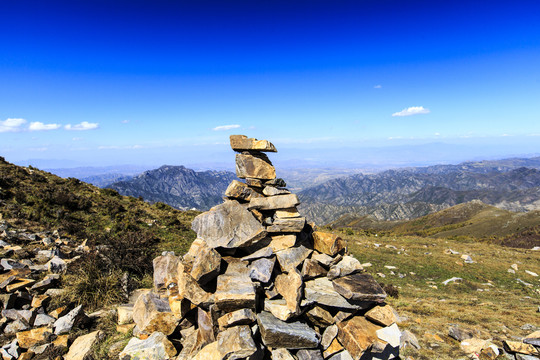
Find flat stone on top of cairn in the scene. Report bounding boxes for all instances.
[138,134,400,360]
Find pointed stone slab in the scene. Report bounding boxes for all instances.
[132,292,179,336]
[225,180,254,201]
[249,257,275,283]
[248,194,299,211]
[190,243,221,285]
[327,256,363,280]
[257,311,320,349]
[332,273,387,303]
[236,154,276,180]
[191,200,267,249]
[230,135,277,152]
[275,269,303,315]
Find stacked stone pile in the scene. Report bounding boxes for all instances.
[126,135,402,360]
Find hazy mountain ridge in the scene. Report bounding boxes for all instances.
[298,158,540,224]
[107,165,237,211]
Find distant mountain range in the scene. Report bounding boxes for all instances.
[298,157,540,224]
[106,165,236,211]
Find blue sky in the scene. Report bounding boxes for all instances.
[1,0,540,169]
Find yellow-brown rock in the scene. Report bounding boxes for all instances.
[64,330,104,360]
[52,334,70,349]
[49,306,69,319]
[503,340,539,355]
[117,323,136,334]
[323,337,344,358]
[225,180,253,201]
[365,305,397,326]
[337,316,382,359]
[133,292,179,335]
[313,231,346,256]
[236,153,276,180]
[269,234,296,252]
[16,327,53,349]
[153,253,180,292]
[31,294,50,309]
[275,269,303,315]
[6,278,35,292]
[193,341,222,360]
[230,135,277,152]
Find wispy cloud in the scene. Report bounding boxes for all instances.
[98,144,143,150]
[0,118,27,133]
[65,121,99,131]
[29,121,61,131]
[374,85,382,89]
[213,124,240,131]
[392,106,430,117]
[121,120,130,124]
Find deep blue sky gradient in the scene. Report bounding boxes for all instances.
[1,0,540,168]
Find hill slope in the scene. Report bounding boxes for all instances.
[107,165,236,211]
[0,157,198,255]
[329,200,540,248]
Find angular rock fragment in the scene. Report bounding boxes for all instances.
[332,273,387,303]
[257,311,319,349]
[236,153,276,180]
[192,201,267,249]
[313,232,346,256]
[302,258,328,280]
[269,234,297,252]
[322,324,339,350]
[267,217,306,233]
[306,306,334,327]
[241,246,273,261]
[503,340,539,356]
[337,316,382,359]
[275,269,303,315]
[193,341,221,360]
[120,332,177,359]
[272,348,296,360]
[248,194,299,211]
[264,299,294,321]
[191,243,221,285]
[275,207,301,218]
[275,245,312,272]
[376,323,401,348]
[178,263,213,306]
[304,278,365,310]
[215,273,257,312]
[217,308,256,330]
[153,253,180,292]
[64,330,104,360]
[327,256,363,280]
[365,305,397,327]
[16,326,53,349]
[263,186,290,196]
[297,349,324,360]
[225,180,254,201]
[54,305,87,335]
[132,292,179,335]
[217,325,258,359]
[230,135,277,152]
[524,330,540,346]
[324,338,345,358]
[249,257,275,283]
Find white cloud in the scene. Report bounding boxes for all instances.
[213,124,241,131]
[434,132,440,136]
[121,120,129,124]
[29,121,61,131]
[65,121,99,131]
[392,106,430,117]
[374,85,382,89]
[0,118,27,133]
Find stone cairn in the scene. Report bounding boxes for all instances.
[128,135,401,360]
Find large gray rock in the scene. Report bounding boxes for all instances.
[304,277,367,310]
[191,201,267,249]
[119,332,177,359]
[297,349,324,360]
[217,308,256,330]
[190,243,221,285]
[332,273,386,303]
[257,311,319,349]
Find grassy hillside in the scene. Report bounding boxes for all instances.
[0,156,198,257]
[342,230,540,360]
[330,200,540,248]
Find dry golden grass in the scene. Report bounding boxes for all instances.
[343,231,540,360]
